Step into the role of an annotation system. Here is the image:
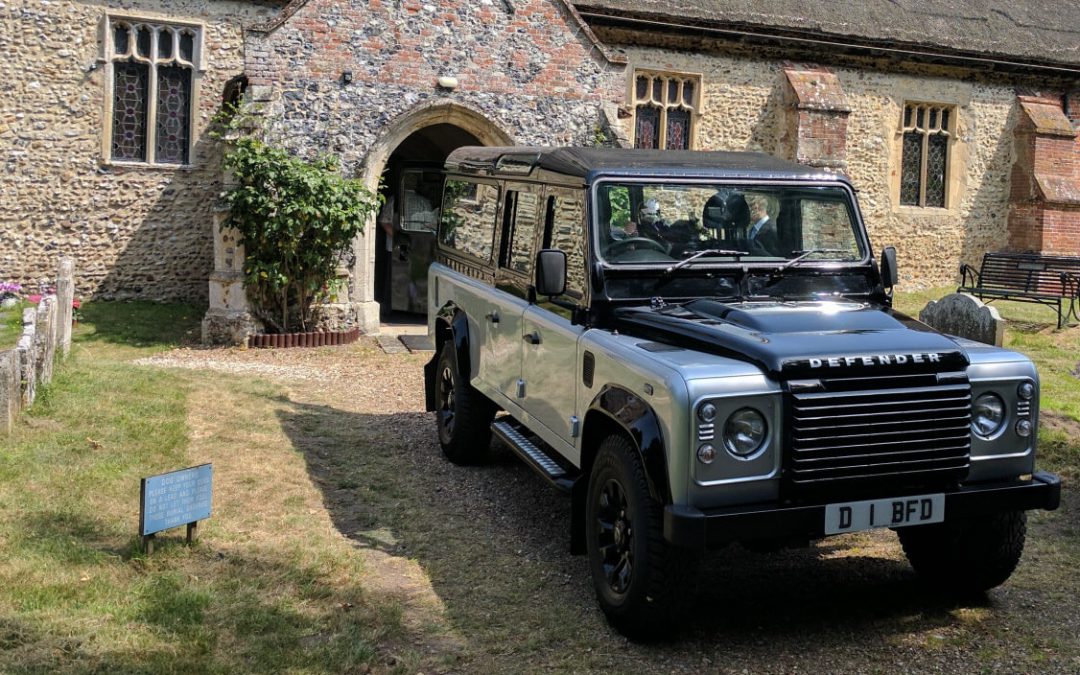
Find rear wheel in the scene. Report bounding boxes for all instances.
[585,435,697,639]
[434,343,494,465]
[897,511,1026,593]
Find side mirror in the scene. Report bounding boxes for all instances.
[881,246,898,289]
[535,249,567,298]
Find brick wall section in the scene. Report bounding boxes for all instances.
[0,0,281,302]
[244,0,626,168]
[783,66,851,170]
[1007,95,1080,256]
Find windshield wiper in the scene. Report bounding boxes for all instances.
[664,249,749,274]
[777,248,847,271]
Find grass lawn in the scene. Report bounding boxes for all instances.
[0,303,406,673]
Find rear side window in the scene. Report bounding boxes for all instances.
[439,179,500,262]
[498,187,542,275]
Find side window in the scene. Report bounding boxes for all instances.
[439,179,499,262]
[542,189,588,302]
[498,187,541,275]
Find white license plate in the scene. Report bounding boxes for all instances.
[824,493,945,535]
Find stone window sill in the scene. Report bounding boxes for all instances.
[99,159,196,172]
[894,204,957,216]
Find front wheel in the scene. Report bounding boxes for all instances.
[897,511,1026,593]
[585,435,697,639]
[434,344,494,465]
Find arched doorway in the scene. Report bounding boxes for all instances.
[375,124,481,318]
[352,102,513,332]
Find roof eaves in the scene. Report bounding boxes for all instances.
[576,6,1080,77]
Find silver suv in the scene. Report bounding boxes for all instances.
[423,147,1061,638]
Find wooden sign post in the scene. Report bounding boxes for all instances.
[139,464,213,554]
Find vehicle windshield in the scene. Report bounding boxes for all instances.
[594,182,866,266]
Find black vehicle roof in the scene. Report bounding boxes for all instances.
[443,146,847,183]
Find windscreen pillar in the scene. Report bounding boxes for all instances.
[1006,95,1080,255]
[782,65,851,172]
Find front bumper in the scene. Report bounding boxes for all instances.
[664,471,1061,549]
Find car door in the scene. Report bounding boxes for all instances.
[520,187,588,462]
[487,184,543,407]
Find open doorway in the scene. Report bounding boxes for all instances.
[375,123,481,323]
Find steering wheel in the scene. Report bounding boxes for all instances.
[605,237,669,257]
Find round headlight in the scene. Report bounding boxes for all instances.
[723,408,768,458]
[1018,382,1035,400]
[697,444,717,464]
[972,393,1006,438]
[698,402,717,423]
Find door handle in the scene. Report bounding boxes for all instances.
[523,331,541,345]
[485,311,500,324]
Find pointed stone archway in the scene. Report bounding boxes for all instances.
[201,100,513,344]
[349,101,514,334]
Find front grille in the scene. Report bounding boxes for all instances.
[786,373,971,495]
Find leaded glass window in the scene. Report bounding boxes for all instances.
[900,103,953,208]
[108,18,200,165]
[632,71,699,150]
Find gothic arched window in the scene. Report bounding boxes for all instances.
[107,18,201,165]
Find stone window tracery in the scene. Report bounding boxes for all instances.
[900,103,953,208]
[106,17,200,165]
[632,71,699,150]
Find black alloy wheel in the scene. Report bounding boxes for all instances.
[585,434,697,639]
[436,360,456,444]
[595,477,634,595]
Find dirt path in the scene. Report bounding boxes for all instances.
[140,342,1080,674]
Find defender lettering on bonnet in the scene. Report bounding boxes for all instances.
[809,352,943,368]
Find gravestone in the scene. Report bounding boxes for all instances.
[0,351,18,434]
[56,258,74,358]
[919,293,1005,346]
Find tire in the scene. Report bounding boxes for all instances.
[585,434,698,640]
[897,511,1026,593]
[434,343,494,465]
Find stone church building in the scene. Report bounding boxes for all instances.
[2,0,1078,341]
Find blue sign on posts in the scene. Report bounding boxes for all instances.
[140,464,212,547]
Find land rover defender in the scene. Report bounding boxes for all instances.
[423,147,1061,637]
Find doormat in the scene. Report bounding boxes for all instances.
[398,335,435,353]
[375,335,409,355]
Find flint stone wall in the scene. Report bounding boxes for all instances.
[0,0,280,303]
[246,0,625,171]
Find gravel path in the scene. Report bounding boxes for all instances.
[139,340,1080,674]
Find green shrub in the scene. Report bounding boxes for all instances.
[222,137,380,333]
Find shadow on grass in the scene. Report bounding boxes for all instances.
[76,301,203,349]
[277,398,992,663]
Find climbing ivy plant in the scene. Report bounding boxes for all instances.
[222,136,380,333]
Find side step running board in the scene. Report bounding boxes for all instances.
[491,419,576,492]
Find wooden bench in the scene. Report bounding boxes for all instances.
[958,252,1080,328]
